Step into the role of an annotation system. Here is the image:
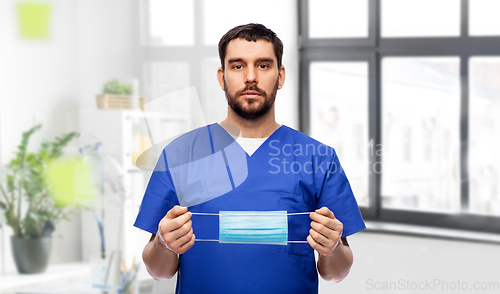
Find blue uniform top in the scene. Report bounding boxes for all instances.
[134,123,366,294]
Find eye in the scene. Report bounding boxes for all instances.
[258,64,269,69]
[233,65,243,70]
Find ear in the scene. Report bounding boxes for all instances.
[217,67,225,91]
[278,65,285,90]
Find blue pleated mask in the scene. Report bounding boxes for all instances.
[219,211,288,245]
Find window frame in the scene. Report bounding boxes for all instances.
[299,0,500,234]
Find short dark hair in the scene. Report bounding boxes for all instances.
[218,23,283,71]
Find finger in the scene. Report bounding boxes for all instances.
[165,205,188,219]
[172,232,195,255]
[162,220,192,243]
[176,234,196,254]
[310,221,341,239]
[307,235,330,256]
[162,212,192,232]
[315,207,335,219]
[309,228,336,249]
[310,212,342,231]
[169,227,194,249]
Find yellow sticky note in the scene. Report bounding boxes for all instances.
[16,2,52,39]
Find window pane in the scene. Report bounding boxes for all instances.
[309,0,368,38]
[382,57,460,213]
[469,0,500,36]
[469,57,500,216]
[310,62,369,207]
[148,0,194,46]
[381,0,460,37]
[203,0,284,45]
[143,62,190,114]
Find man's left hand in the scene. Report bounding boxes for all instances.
[307,207,343,256]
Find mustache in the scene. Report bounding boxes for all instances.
[235,84,266,97]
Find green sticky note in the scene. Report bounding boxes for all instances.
[16,2,52,39]
[47,158,96,208]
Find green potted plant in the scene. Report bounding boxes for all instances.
[0,124,80,274]
[102,79,132,95]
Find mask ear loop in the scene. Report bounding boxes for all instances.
[190,212,314,243]
[190,212,314,216]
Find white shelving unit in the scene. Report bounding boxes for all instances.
[78,109,189,265]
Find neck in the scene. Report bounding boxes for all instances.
[221,104,280,138]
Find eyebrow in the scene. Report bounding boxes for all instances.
[227,58,275,64]
[256,58,275,64]
[227,58,244,64]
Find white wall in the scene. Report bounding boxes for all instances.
[0,0,80,162]
[77,0,135,111]
[0,0,81,274]
[0,0,137,274]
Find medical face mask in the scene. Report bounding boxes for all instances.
[219,211,288,245]
[192,211,310,245]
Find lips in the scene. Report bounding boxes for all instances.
[241,91,261,99]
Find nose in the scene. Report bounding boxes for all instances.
[245,67,257,84]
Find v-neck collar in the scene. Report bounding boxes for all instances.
[213,123,285,158]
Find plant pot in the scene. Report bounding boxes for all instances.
[96,94,145,110]
[10,236,52,274]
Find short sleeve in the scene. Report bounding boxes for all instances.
[316,151,366,238]
[133,149,179,235]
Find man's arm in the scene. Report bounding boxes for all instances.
[142,206,195,280]
[307,207,353,282]
[316,237,353,282]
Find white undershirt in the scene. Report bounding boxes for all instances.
[235,136,268,156]
[218,123,270,156]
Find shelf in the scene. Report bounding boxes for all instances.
[0,263,92,293]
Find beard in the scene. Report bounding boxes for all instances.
[224,78,278,120]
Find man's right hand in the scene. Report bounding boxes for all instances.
[156,205,195,254]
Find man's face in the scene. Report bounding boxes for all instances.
[217,39,285,120]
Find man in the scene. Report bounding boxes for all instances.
[134,23,365,294]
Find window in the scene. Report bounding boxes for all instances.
[202,0,285,45]
[469,0,500,36]
[309,62,369,206]
[381,0,460,37]
[309,0,369,38]
[382,57,460,213]
[146,0,195,46]
[300,0,500,233]
[139,0,298,126]
[469,57,500,216]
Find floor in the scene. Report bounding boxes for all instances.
[323,231,499,293]
[146,231,500,294]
